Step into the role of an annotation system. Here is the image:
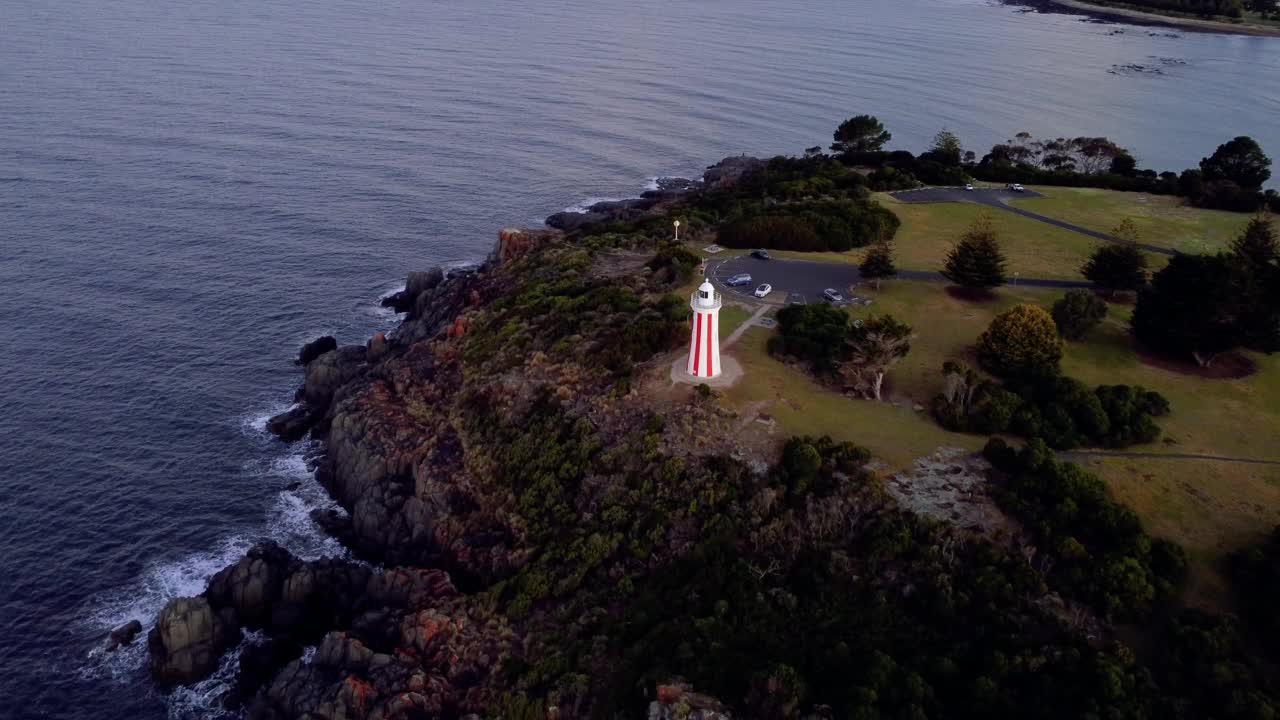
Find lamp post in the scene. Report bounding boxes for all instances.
[674,219,681,243]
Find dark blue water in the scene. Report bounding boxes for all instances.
[4,0,1280,716]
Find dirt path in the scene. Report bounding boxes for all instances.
[1061,450,1280,467]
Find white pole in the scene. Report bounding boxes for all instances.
[674,219,681,244]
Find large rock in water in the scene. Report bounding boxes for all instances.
[147,597,236,687]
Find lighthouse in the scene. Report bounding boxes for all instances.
[687,279,722,378]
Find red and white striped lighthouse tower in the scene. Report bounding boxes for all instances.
[687,279,722,378]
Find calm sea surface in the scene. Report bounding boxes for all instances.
[2,0,1278,716]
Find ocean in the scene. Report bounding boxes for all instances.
[3,0,1279,716]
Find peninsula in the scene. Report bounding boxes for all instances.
[142,120,1280,719]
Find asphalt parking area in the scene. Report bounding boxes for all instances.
[890,187,1043,204]
[711,255,864,305]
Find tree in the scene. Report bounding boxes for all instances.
[1200,136,1271,191]
[1132,253,1242,367]
[926,128,963,166]
[771,302,851,373]
[1230,213,1280,353]
[1052,290,1108,340]
[831,115,891,154]
[1232,212,1280,268]
[977,304,1064,378]
[859,243,897,289]
[942,214,1008,291]
[839,315,912,401]
[1082,244,1148,297]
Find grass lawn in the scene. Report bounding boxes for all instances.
[872,192,1124,280]
[721,324,983,470]
[726,277,1280,604]
[1074,455,1280,609]
[718,303,753,341]
[1010,186,1251,255]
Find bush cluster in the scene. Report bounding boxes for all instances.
[717,198,899,252]
[983,438,1188,619]
[933,361,1169,449]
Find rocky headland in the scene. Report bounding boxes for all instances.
[141,151,1267,719]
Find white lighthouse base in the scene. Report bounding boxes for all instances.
[670,353,743,388]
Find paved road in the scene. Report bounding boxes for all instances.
[710,254,1090,305]
[890,187,1175,256]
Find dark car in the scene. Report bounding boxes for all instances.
[725,273,752,287]
[751,249,771,260]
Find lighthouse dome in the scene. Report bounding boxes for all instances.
[694,279,718,308]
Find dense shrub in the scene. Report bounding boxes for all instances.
[769,302,850,373]
[1082,243,1149,295]
[933,362,1169,450]
[645,243,702,285]
[1052,289,1108,340]
[984,438,1187,619]
[1227,526,1280,654]
[717,198,900,252]
[976,304,1063,378]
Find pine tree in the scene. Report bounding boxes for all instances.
[1232,212,1279,269]
[1231,213,1280,353]
[942,214,1008,291]
[859,243,897,289]
[1082,243,1148,297]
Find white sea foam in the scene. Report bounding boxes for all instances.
[643,176,661,192]
[76,445,350,700]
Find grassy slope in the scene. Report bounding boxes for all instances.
[1010,186,1251,255]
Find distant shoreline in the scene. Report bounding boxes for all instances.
[1010,0,1280,37]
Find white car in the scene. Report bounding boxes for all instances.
[822,288,844,303]
[964,183,974,191]
[1011,183,1025,192]
[753,283,772,298]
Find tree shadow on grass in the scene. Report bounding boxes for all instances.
[1136,347,1258,380]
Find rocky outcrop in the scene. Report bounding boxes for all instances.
[267,345,368,441]
[148,597,236,687]
[148,542,513,715]
[297,336,338,366]
[702,155,763,190]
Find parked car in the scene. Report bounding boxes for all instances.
[726,273,752,287]
[822,288,844,303]
[1010,183,1025,192]
[751,249,771,260]
[964,183,974,191]
[753,283,772,298]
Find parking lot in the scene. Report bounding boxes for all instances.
[711,254,866,305]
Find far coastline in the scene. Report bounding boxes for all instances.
[1009,0,1280,36]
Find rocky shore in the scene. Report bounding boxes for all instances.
[143,158,761,718]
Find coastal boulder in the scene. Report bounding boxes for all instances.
[206,541,294,627]
[297,336,338,366]
[106,619,143,651]
[266,405,316,442]
[147,596,236,687]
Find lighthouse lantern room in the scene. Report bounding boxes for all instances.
[687,279,722,379]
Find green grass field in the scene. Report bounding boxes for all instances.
[718,303,752,341]
[1010,186,1251,255]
